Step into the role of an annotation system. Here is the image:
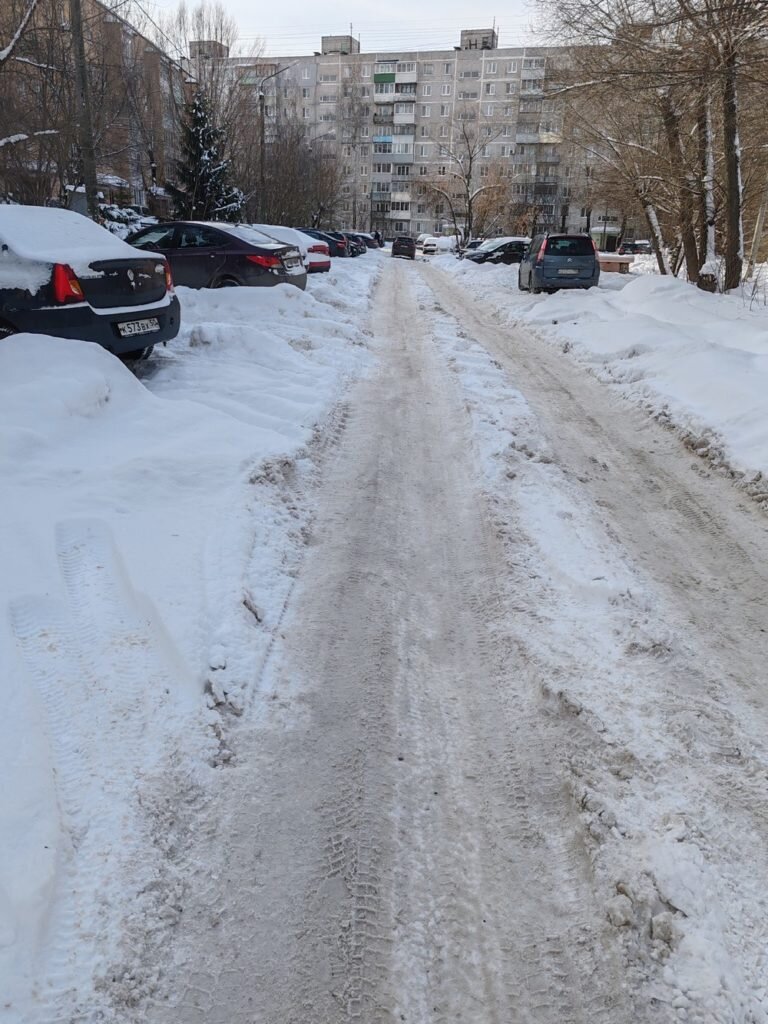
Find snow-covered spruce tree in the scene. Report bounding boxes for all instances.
[166,91,243,221]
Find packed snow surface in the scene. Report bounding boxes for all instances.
[0,256,380,1022]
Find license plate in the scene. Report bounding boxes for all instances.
[118,317,160,337]
[558,268,579,275]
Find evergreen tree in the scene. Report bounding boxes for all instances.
[166,92,243,221]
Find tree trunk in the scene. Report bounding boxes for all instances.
[722,43,743,290]
[641,197,669,274]
[659,91,699,284]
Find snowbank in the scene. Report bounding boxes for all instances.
[0,254,382,1021]
[434,255,768,499]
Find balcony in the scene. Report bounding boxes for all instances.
[394,110,416,126]
[373,113,394,125]
[395,70,419,84]
[373,135,393,144]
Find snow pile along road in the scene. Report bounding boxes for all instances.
[0,254,381,1023]
[434,255,768,502]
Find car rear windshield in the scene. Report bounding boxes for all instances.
[545,236,594,256]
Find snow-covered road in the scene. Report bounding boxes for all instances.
[144,259,768,1023]
[5,253,768,1023]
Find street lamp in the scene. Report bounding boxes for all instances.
[258,61,299,221]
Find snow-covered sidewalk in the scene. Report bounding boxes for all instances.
[0,255,381,1022]
[433,254,768,503]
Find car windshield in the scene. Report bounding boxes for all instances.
[545,236,594,256]
[478,238,506,251]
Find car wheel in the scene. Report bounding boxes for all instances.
[531,284,542,294]
[121,343,155,361]
[215,277,240,288]
[0,321,17,339]
[518,271,528,292]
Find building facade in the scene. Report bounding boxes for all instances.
[253,29,574,237]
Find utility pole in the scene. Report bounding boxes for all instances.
[70,0,99,219]
[258,61,300,222]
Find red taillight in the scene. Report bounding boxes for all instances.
[52,263,84,304]
[535,238,548,265]
[337,239,346,248]
[246,253,281,269]
[163,261,174,292]
[309,244,329,255]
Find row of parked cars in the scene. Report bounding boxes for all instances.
[0,206,381,361]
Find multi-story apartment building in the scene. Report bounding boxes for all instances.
[249,28,573,237]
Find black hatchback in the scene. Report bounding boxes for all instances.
[126,221,307,290]
[391,236,416,260]
[0,205,179,359]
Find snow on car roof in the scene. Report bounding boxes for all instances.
[0,205,158,274]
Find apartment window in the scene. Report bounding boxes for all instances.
[319,113,336,121]
[390,201,411,211]
[360,144,369,154]
[418,144,429,156]
[360,165,368,175]
[423,63,434,74]
[319,73,337,82]
[343,146,352,157]
[342,184,350,194]
[542,99,555,112]
[422,84,432,96]
[397,62,416,72]
[440,104,450,117]
[506,61,517,73]
[505,82,517,95]
[302,107,309,119]
[373,164,391,174]
[342,164,352,175]
[302,67,310,79]
[394,164,411,176]
[319,94,336,103]
[484,103,494,116]
[420,125,429,137]
[523,58,546,69]
[421,104,431,116]
[374,142,392,153]
[362,64,371,77]
[377,62,396,74]
[486,61,497,73]
[437,165,446,176]
[483,125,493,136]
[443,62,452,74]
[503,125,512,136]
[441,84,451,96]
[504,104,515,115]
[439,124,449,137]
[480,163,489,174]
[419,165,428,175]
[361,86,371,97]
[361,126,369,137]
[501,145,512,157]
[375,82,395,94]
[394,102,412,113]
[522,79,543,92]
[393,142,412,154]
[484,82,495,96]
[301,87,309,98]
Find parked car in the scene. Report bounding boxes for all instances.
[327,230,364,256]
[422,236,439,255]
[126,221,307,290]
[355,232,380,249]
[300,228,349,258]
[0,205,179,360]
[618,239,652,255]
[250,223,330,273]
[459,238,485,255]
[416,233,430,249]
[463,236,528,265]
[344,231,370,254]
[391,236,416,260]
[518,233,600,293]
